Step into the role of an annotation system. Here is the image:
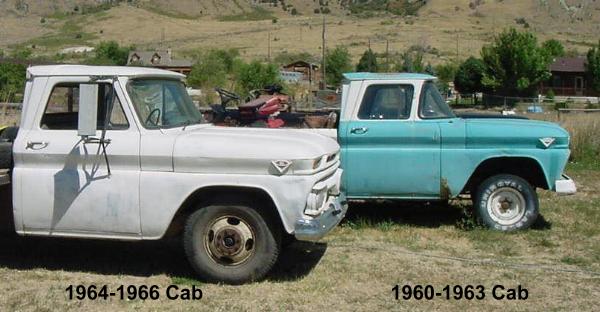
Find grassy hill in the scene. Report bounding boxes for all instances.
[0,0,598,64]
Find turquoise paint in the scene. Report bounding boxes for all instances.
[343,119,441,197]
[339,82,571,199]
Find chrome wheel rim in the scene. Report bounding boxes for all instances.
[204,216,255,266]
[487,187,526,226]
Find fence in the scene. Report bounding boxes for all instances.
[453,93,600,111]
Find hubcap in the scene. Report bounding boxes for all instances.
[487,187,526,226]
[204,216,255,266]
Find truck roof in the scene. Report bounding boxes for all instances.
[27,65,185,80]
[343,72,436,81]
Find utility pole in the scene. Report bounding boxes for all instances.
[268,32,271,62]
[386,39,390,72]
[456,29,459,62]
[321,15,326,89]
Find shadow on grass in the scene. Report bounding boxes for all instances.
[0,234,326,283]
[268,241,327,282]
[343,201,552,231]
[343,201,463,229]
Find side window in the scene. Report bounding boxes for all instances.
[418,82,455,119]
[358,84,414,120]
[41,83,129,130]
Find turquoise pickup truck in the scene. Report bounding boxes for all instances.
[326,73,576,231]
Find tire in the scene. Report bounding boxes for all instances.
[474,174,539,231]
[0,142,13,170]
[0,127,19,142]
[183,205,280,284]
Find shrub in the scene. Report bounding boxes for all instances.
[545,88,555,100]
[554,102,568,110]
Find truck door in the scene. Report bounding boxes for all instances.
[14,77,141,236]
[341,82,441,198]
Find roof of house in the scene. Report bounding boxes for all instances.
[343,72,436,81]
[128,50,192,68]
[284,60,319,69]
[27,65,185,79]
[550,57,586,73]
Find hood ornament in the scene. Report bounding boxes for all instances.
[539,137,556,149]
[272,160,292,174]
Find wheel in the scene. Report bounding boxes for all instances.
[0,127,18,142]
[183,205,280,284]
[474,174,539,231]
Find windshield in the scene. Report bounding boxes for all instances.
[127,79,204,128]
[419,81,455,119]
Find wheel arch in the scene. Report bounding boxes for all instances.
[162,185,285,239]
[462,156,549,194]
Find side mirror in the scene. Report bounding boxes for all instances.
[78,84,98,137]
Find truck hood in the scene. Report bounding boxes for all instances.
[172,125,340,175]
[465,118,570,149]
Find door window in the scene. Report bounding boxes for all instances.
[358,84,414,120]
[41,83,129,130]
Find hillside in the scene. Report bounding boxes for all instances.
[0,0,599,63]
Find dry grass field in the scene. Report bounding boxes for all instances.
[1,0,599,63]
[0,112,598,311]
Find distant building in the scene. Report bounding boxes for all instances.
[279,71,304,83]
[540,57,597,97]
[60,46,95,54]
[281,61,321,87]
[127,49,192,75]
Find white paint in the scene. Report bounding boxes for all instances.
[12,65,343,241]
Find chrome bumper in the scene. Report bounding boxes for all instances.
[294,193,347,241]
[555,174,576,195]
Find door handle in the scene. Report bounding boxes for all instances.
[26,141,49,150]
[350,127,369,135]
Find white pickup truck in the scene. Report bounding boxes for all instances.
[0,65,347,284]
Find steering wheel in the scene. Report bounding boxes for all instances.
[215,88,241,106]
[145,108,161,126]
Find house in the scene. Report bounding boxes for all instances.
[279,71,304,83]
[127,49,192,75]
[540,57,596,97]
[282,61,321,86]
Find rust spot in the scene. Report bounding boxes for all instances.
[440,178,451,200]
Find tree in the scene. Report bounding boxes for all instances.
[356,49,378,72]
[394,50,424,73]
[454,57,486,104]
[0,62,27,102]
[542,39,565,59]
[235,61,280,93]
[435,62,458,84]
[325,46,352,86]
[586,40,600,93]
[187,50,238,88]
[88,41,132,65]
[480,28,551,96]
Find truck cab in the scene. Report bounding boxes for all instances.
[337,73,575,231]
[7,65,347,284]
